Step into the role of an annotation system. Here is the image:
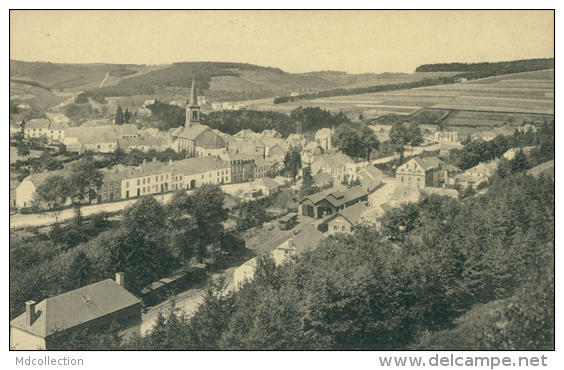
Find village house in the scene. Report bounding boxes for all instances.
[24,119,51,139]
[357,164,384,193]
[170,156,231,190]
[391,187,459,207]
[234,129,260,140]
[10,273,142,350]
[434,130,458,143]
[99,166,131,203]
[324,201,369,236]
[299,185,368,218]
[228,137,266,158]
[15,169,71,209]
[252,177,280,197]
[253,155,271,179]
[315,127,334,150]
[518,123,538,133]
[120,160,172,199]
[282,133,307,150]
[220,152,255,183]
[310,153,360,184]
[454,161,497,189]
[301,141,324,165]
[395,156,455,190]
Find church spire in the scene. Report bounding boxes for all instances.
[189,75,198,107]
[186,75,201,128]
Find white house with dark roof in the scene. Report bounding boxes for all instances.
[15,169,71,208]
[10,273,141,350]
[310,153,359,184]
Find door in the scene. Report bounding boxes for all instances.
[190,179,195,189]
[110,193,114,202]
[126,190,129,199]
[137,188,140,197]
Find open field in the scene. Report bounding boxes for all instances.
[250,69,554,120]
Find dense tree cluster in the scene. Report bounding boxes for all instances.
[145,100,186,131]
[332,124,380,161]
[289,106,351,132]
[203,110,296,137]
[415,58,554,76]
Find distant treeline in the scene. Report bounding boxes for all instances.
[415,58,554,73]
[273,76,458,104]
[10,79,52,92]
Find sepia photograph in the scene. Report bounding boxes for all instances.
[8,9,555,360]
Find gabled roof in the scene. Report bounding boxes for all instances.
[10,279,140,338]
[170,156,230,176]
[23,169,70,188]
[49,121,70,131]
[261,129,282,138]
[194,129,227,149]
[234,129,259,139]
[326,201,368,226]
[253,177,279,191]
[25,119,51,129]
[170,126,185,137]
[359,164,383,181]
[397,156,443,174]
[178,124,210,141]
[313,172,332,188]
[120,124,138,137]
[312,153,355,172]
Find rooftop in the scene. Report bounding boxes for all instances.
[10,279,140,338]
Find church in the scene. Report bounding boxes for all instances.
[172,76,227,157]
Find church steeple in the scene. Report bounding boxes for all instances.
[186,75,200,128]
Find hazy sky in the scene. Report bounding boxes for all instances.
[10,10,554,74]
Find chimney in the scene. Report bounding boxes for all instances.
[115,272,125,287]
[26,301,36,327]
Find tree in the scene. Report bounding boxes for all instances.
[359,125,380,162]
[166,191,199,264]
[69,157,104,223]
[332,125,362,159]
[389,122,409,155]
[189,184,229,262]
[115,106,124,125]
[283,146,302,183]
[233,201,269,232]
[300,165,314,197]
[31,175,69,227]
[124,108,131,124]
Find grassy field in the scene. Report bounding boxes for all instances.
[250,69,554,120]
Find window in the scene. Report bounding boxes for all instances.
[202,175,204,179]
[147,177,150,184]
[180,175,183,180]
[155,176,158,182]
[143,178,146,185]
[104,185,108,191]
[137,179,140,186]
[51,131,54,134]
[408,177,411,182]
[401,176,404,182]
[342,226,346,231]
[33,128,36,131]
[126,181,129,188]
[59,131,61,134]
[97,145,101,149]
[142,187,146,194]
[226,177,229,182]
[333,225,338,230]
[209,173,211,177]
[221,170,224,175]
[217,171,219,176]
[161,175,163,181]
[166,174,169,180]
[417,178,421,182]
[104,194,108,201]
[110,184,113,191]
